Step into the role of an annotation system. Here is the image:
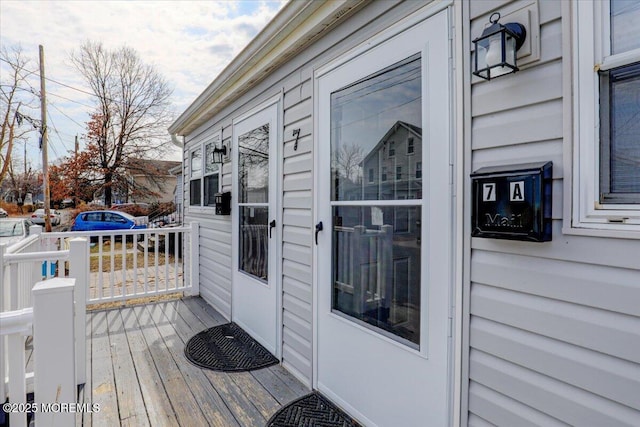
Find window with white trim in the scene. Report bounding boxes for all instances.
[573,0,640,231]
[189,136,221,208]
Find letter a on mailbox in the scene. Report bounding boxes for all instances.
[510,181,525,201]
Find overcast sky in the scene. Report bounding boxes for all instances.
[0,0,286,166]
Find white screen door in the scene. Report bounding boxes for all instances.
[316,10,452,426]
[232,102,279,355]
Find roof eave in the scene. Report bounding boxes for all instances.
[168,0,366,138]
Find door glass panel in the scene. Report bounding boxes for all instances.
[239,124,270,204]
[611,0,640,54]
[332,205,421,347]
[239,206,269,282]
[330,54,423,347]
[330,54,422,202]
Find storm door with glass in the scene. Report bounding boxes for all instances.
[232,102,279,355]
[315,10,452,426]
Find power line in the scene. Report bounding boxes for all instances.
[0,56,116,102]
[47,91,95,109]
[49,101,86,128]
[47,110,70,157]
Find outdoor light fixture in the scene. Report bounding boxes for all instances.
[212,144,227,164]
[473,12,527,80]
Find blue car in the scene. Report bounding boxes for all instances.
[71,210,148,232]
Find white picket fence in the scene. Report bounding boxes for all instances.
[0,222,199,426]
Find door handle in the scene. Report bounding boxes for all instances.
[315,221,323,245]
[269,220,276,238]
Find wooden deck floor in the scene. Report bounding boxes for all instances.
[78,297,310,427]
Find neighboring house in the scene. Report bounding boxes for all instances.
[360,120,422,201]
[124,159,181,204]
[169,1,640,426]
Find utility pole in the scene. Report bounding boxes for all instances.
[39,44,51,232]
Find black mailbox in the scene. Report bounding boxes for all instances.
[214,192,231,215]
[471,161,552,242]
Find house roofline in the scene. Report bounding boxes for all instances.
[168,0,366,138]
[362,120,423,164]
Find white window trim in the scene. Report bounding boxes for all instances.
[187,133,221,213]
[571,0,640,234]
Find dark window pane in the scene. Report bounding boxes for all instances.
[332,205,421,346]
[239,206,269,282]
[600,62,640,202]
[190,179,201,206]
[330,54,422,201]
[86,212,102,222]
[239,125,269,204]
[203,174,219,206]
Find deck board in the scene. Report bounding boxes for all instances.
[144,301,241,427]
[91,311,122,426]
[132,304,208,426]
[84,296,310,426]
[162,299,266,426]
[120,307,177,426]
[106,309,150,426]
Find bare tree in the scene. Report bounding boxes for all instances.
[332,142,364,183]
[70,41,173,206]
[0,45,37,188]
[6,158,40,213]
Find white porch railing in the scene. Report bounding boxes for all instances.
[2,222,199,308]
[0,221,199,426]
[0,278,78,427]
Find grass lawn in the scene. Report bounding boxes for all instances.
[89,239,178,273]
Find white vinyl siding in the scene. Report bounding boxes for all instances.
[184,128,232,319]
[282,71,314,383]
[465,1,640,426]
[180,1,430,387]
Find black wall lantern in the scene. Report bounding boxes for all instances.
[473,12,527,80]
[212,144,227,164]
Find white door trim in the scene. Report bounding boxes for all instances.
[231,98,282,358]
[312,6,457,426]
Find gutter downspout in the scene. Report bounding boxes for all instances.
[170,133,182,147]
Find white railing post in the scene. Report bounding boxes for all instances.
[68,237,88,385]
[32,278,76,427]
[188,221,199,296]
[31,225,43,290]
[1,244,9,404]
[7,335,26,427]
[1,308,33,427]
[1,243,6,311]
[0,336,4,414]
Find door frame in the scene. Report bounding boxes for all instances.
[312,2,462,424]
[231,94,283,359]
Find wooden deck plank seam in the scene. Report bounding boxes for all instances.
[132,304,208,426]
[165,299,270,425]
[157,299,246,426]
[119,306,180,426]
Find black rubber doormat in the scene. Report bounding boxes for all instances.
[266,392,361,427]
[184,322,278,372]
